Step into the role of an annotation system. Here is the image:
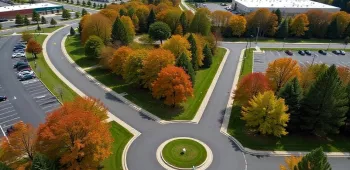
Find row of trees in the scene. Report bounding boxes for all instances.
[235,57,350,137]
[0,97,112,169]
[15,10,69,27]
[58,0,107,9]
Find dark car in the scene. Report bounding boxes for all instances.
[19,74,35,81]
[0,96,7,101]
[13,61,28,68]
[304,50,312,56]
[0,18,8,22]
[15,44,26,48]
[17,64,30,71]
[318,50,327,55]
[298,50,305,56]
[6,126,14,135]
[285,50,293,56]
[332,50,341,55]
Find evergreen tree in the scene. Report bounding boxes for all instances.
[62,9,71,20]
[128,8,135,17]
[75,11,80,18]
[81,8,88,16]
[278,78,303,132]
[119,8,127,16]
[345,82,350,133]
[50,18,57,26]
[343,22,350,38]
[0,162,12,170]
[70,0,73,4]
[148,21,171,44]
[297,147,331,170]
[179,12,187,35]
[147,9,156,31]
[40,16,47,24]
[0,23,2,30]
[327,17,338,39]
[301,65,348,136]
[111,17,128,45]
[87,0,91,6]
[103,3,107,9]
[76,0,80,5]
[276,19,289,38]
[275,8,282,25]
[176,52,195,85]
[99,4,102,9]
[187,34,198,70]
[189,10,211,36]
[36,24,41,31]
[31,153,58,170]
[70,27,76,36]
[93,2,96,8]
[82,0,86,6]
[32,11,40,24]
[24,15,30,26]
[15,14,24,25]
[202,44,213,68]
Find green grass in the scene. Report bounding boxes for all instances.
[25,26,63,33]
[102,121,133,170]
[227,47,350,152]
[223,37,344,43]
[240,49,253,78]
[64,35,226,120]
[26,35,77,102]
[162,139,207,168]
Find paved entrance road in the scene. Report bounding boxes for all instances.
[47,26,350,169]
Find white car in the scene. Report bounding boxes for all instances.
[17,71,34,78]
[12,53,25,58]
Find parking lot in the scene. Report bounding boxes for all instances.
[205,3,230,12]
[253,50,350,72]
[0,85,21,133]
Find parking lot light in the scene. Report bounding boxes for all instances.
[282,38,286,51]
[327,40,332,51]
[311,53,317,66]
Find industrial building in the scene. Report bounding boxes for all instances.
[0,3,63,19]
[232,0,340,15]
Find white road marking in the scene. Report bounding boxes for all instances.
[23,81,41,87]
[0,102,11,107]
[25,84,44,90]
[0,113,18,120]
[3,122,20,128]
[42,103,60,110]
[0,125,8,142]
[31,91,49,96]
[21,79,39,85]
[0,117,20,125]
[34,95,47,99]
[0,106,13,112]
[13,96,16,100]
[242,152,247,170]
[28,87,47,93]
[0,110,15,116]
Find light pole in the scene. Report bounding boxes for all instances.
[327,40,332,51]
[311,53,317,65]
[250,35,253,48]
[282,38,286,51]
[255,26,260,44]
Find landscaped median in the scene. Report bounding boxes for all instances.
[64,35,227,121]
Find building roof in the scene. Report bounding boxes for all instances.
[235,0,339,9]
[0,3,62,13]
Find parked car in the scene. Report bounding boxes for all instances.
[12,53,25,58]
[340,50,346,55]
[19,74,35,81]
[14,49,25,53]
[19,40,27,45]
[220,3,227,6]
[332,50,341,55]
[13,46,25,52]
[17,70,34,78]
[0,18,8,22]
[298,50,305,56]
[6,126,14,135]
[15,44,26,48]
[17,64,30,71]
[304,50,312,56]
[0,96,7,101]
[13,61,28,68]
[318,50,327,55]
[285,50,293,56]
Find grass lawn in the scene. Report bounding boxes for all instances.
[223,37,344,43]
[26,35,77,102]
[227,48,350,152]
[64,35,226,120]
[162,139,207,168]
[25,26,63,33]
[102,121,133,170]
[240,49,253,78]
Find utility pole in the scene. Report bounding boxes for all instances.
[255,26,260,44]
[311,54,317,65]
[282,38,286,51]
[327,40,331,51]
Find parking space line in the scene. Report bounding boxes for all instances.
[0,113,18,120]
[0,117,20,125]
[28,87,47,94]
[0,102,11,107]
[21,79,39,85]
[39,99,59,106]
[36,96,56,103]
[0,125,8,142]
[31,91,49,96]
[0,106,13,112]
[23,82,41,88]
[0,109,16,116]
[3,121,20,128]
[42,103,60,110]
[25,84,44,90]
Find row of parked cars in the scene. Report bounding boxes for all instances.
[12,41,36,81]
[285,50,346,56]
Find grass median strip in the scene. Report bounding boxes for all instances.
[25,26,64,33]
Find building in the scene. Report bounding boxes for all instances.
[232,0,340,15]
[0,3,63,19]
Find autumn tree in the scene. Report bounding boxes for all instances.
[202,44,212,68]
[211,10,232,28]
[122,49,149,85]
[0,122,37,163]
[228,15,246,37]
[327,17,338,39]
[142,49,175,89]
[266,13,278,37]
[21,31,33,42]
[99,46,115,69]
[152,66,193,106]
[245,8,276,37]
[135,5,150,32]
[190,8,211,36]
[266,58,301,92]
[132,14,139,31]
[176,52,195,85]
[110,46,132,75]
[69,97,108,120]
[99,9,119,22]
[301,65,348,136]
[148,21,171,44]
[156,9,182,33]
[332,11,350,38]
[78,13,90,37]
[121,16,136,44]
[234,73,270,106]
[279,156,302,170]
[290,14,309,37]
[84,35,104,59]
[337,66,350,85]
[26,39,42,58]
[306,10,330,38]
[242,91,289,137]
[81,13,111,44]
[162,35,191,58]
[296,147,331,170]
[299,63,328,92]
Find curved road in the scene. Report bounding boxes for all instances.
[47,26,350,170]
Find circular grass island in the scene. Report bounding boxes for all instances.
[161,139,207,169]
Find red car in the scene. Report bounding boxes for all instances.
[285,50,293,56]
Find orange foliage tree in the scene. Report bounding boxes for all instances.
[122,49,149,84]
[36,97,113,169]
[234,72,270,105]
[211,10,232,28]
[81,13,112,44]
[142,48,176,89]
[266,58,301,92]
[229,15,246,37]
[162,35,191,58]
[99,8,119,22]
[152,66,193,106]
[26,39,42,58]
[99,46,116,69]
[290,14,309,37]
[68,96,109,120]
[0,122,37,163]
[337,66,350,85]
[110,46,133,75]
[279,156,302,170]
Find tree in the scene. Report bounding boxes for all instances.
[337,66,350,85]
[187,34,198,70]
[332,11,350,38]
[278,78,303,132]
[190,8,211,36]
[21,31,33,42]
[93,2,96,8]
[123,49,149,85]
[296,147,331,170]
[84,35,104,58]
[31,153,58,170]
[148,21,171,44]
[276,19,289,38]
[50,18,57,26]
[245,8,275,37]
[180,12,187,35]
[99,4,103,9]
[279,156,302,170]
[290,14,309,37]
[306,10,330,38]
[41,16,47,24]
[301,65,348,136]
[87,0,91,6]
[24,15,30,26]
[36,98,113,169]
[162,35,191,58]
[266,13,278,37]
[37,24,41,31]
[32,10,40,23]
[99,9,119,22]
[176,52,195,85]
[174,24,183,35]
[78,13,89,36]
[155,9,181,33]
[211,10,232,28]
[241,91,289,137]
[70,0,73,3]
[327,17,338,39]
[344,23,350,38]
[119,8,127,16]
[82,0,86,6]
[15,14,23,25]
[152,66,193,106]
[299,63,329,92]
[234,73,270,106]
[81,13,111,44]
[229,15,246,37]
[70,26,75,36]
[99,46,115,69]
[76,0,80,5]
[132,14,139,31]
[110,46,132,75]
[81,8,88,16]
[142,49,175,89]
[111,17,128,45]
[26,39,42,58]
[0,162,12,170]
[135,5,150,32]
[202,44,212,68]
[62,9,71,20]
[120,16,136,45]
[275,8,282,25]
[0,122,37,163]
[266,58,301,92]
[75,11,80,18]
[67,97,108,120]
[147,9,156,30]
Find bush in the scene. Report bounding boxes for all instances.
[84,35,104,58]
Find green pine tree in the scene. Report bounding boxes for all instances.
[76,0,80,5]
[32,11,40,23]
[275,8,282,25]
[31,153,58,170]
[297,147,331,170]
[93,2,96,8]
[103,3,107,8]
[70,27,75,36]
[62,9,71,20]
[41,16,47,24]
[0,162,12,170]
[111,17,128,45]
[0,23,2,30]
[278,78,303,132]
[176,52,195,85]
[82,0,86,6]
[99,4,102,9]
[75,12,80,18]
[301,65,348,136]
[24,15,30,26]
[202,44,213,68]
[15,14,24,25]
[276,19,288,38]
[87,0,91,6]
[119,8,127,16]
[187,34,199,70]
[81,8,88,16]
[147,9,156,30]
[179,12,187,35]
[128,8,135,17]
[70,0,73,4]
[327,17,338,39]
[50,18,57,26]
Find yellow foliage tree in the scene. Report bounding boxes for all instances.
[229,15,246,37]
[81,13,112,44]
[99,8,119,22]
[279,156,302,170]
[290,14,309,37]
[211,10,232,27]
[162,35,191,58]
[110,46,133,75]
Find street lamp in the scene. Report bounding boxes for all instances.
[311,53,317,65]
[327,40,332,51]
[282,38,286,51]
[255,26,260,44]
[250,35,253,48]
